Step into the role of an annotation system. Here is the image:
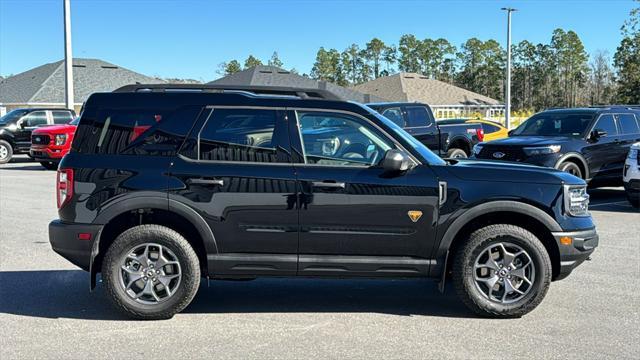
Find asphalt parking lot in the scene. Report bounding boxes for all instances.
[1,156,638,359]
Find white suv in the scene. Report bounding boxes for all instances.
[623,142,640,208]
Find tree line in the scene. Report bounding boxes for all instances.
[219,3,639,111]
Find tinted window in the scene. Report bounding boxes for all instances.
[0,109,29,125]
[381,108,405,127]
[198,109,280,163]
[618,114,640,134]
[298,111,394,167]
[481,123,501,133]
[405,106,434,127]
[22,111,48,127]
[594,115,618,136]
[52,111,73,124]
[513,112,594,136]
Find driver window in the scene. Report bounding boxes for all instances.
[297,111,395,167]
[22,111,48,127]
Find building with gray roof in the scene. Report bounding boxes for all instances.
[0,58,164,114]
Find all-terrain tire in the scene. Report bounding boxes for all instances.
[102,224,200,320]
[452,224,552,318]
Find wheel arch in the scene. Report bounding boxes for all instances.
[555,152,590,180]
[433,201,563,285]
[447,136,472,155]
[90,197,217,289]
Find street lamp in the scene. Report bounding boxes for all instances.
[501,7,517,129]
[63,0,74,110]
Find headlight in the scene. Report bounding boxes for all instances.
[523,145,561,156]
[628,148,638,160]
[472,144,483,155]
[564,185,590,217]
[55,134,67,145]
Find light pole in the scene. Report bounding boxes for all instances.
[63,0,74,110]
[501,7,516,129]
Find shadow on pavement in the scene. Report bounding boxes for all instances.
[0,164,48,171]
[0,270,474,320]
[588,188,638,213]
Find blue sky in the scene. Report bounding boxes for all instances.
[0,0,636,82]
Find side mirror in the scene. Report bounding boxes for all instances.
[18,120,26,129]
[508,129,514,136]
[591,129,607,140]
[381,149,410,173]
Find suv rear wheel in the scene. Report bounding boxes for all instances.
[452,224,551,318]
[102,224,200,320]
[0,140,13,164]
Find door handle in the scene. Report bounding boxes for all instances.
[311,181,345,189]
[187,178,224,186]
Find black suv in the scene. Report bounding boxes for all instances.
[366,102,483,158]
[0,108,76,164]
[474,107,640,185]
[49,85,598,319]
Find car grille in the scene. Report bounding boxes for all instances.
[31,134,50,145]
[478,146,526,162]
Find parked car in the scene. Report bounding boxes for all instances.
[0,108,76,164]
[50,84,597,320]
[30,117,79,170]
[438,118,509,142]
[623,142,640,208]
[366,102,484,158]
[473,107,640,186]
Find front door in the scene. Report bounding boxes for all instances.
[169,107,298,276]
[290,109,440,277]
[583,114,621,180]
[15,110,49,149]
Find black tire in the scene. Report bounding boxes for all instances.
[40,161,58,170]
[558,161,583,179]
[627,194,639,208]
[0,140,13,164]
[447,148,468,159]
[452,224,552,318]
[102,224,200,320]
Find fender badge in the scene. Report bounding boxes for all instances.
[407,210,423,223]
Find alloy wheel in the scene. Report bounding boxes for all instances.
[473,242,535,304]
[119,243,182,304]
[0,145,8,160]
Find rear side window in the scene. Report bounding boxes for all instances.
[617,114,640,134]
[52,111,73,124]
[196,108,284,163]
[404,106,434,128]
[73,106,201,156]
[594,115,618,136]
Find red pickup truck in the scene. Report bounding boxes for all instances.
[30,117,78,170]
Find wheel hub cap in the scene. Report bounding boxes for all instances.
[473,242,535,304]
[119,243,182,304]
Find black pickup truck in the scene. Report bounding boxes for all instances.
[366,102,484,158]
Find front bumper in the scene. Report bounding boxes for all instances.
[49,220,102,272]
[30,146,67,162]
[552,228,599,280]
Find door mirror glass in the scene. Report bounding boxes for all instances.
[381,149,410,172]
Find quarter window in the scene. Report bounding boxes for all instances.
[617,114,640,134]
[198,109,281,163]
[594,115,618,136]
[297,111,394,167]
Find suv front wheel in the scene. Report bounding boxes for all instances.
[0,140,13,164]
[453,224,551,318]
[102,224,201,320]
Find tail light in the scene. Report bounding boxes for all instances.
[476,128,485,142]
[57,168,74,208]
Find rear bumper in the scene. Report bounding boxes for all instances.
[552,228,598,280]
[49,220,102,272]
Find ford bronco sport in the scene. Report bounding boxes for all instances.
[49,84,598,319]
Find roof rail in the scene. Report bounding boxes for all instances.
[113,84,342,101]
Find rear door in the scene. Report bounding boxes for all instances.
[290,109,440,277]
[169,107,299,276]
[583,114,621,179]
[616,114,640,165]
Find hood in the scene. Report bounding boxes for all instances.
[32,124,76,134]
[483,136,573,147]
[443,159,584,185]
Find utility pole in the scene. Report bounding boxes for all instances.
[63,0,74,110]
[501,7,517,129]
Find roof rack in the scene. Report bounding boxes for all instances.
[113,84,341,101]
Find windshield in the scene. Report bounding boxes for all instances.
[0,109,28,125]
[512,112,595,137]
[362,105,446,165]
